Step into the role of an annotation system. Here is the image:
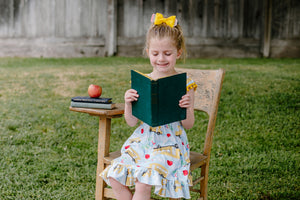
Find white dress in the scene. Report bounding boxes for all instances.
[100,77,197,199]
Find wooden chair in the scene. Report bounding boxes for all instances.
[71,68,225,200]
[176,68,225,200]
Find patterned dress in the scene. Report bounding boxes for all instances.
[100,77,197,199]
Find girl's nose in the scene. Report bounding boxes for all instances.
[158,54,165,61]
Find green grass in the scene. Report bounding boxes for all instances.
[0,57,299,199]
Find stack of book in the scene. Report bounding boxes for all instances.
[70,96,116,109]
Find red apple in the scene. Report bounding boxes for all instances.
[88,84,102,98]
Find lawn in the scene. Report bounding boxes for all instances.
[0,57,299,199]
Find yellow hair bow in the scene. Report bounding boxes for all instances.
[151,13,177,28]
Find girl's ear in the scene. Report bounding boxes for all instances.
[177,49,183,59]
[146,49,149,57]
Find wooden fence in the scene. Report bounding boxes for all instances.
[0,0,299,58]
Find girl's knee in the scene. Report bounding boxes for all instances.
[135,180,152,193]
[109,177,133,200]
[109,177,124,189]
[109,177,117,185]
[133,181,152,200]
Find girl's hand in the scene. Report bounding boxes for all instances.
[124,89,139,104]
[124,89,139,127]
[179,94,192,108]
[180,89,195,129]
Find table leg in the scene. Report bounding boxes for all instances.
[95,117,111,200]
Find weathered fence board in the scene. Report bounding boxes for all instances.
[0,0,299,58]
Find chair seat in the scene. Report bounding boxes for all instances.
[104,150,207,171]
[103,150,121,164]
[189,151,208,171]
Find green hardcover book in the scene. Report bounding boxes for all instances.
[131,70,186,127]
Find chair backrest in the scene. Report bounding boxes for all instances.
[176,68,225,155]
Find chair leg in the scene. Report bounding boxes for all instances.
[200,164,209,200]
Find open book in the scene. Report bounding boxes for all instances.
[131,70,186,127]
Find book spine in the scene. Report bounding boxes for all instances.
[73,100,110,103]
[71,102,114,109]
[71,98,111,104]
[151,80,159,126]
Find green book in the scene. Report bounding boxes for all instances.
[131,70,186,127]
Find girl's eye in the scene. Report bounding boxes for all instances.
[165,53,171,56]
[152,53,158,56]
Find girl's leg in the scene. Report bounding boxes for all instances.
[132,180,152,200]
[109,177,133,200]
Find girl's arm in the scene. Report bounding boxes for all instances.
[179,89,195,129]
[124,89,139,127]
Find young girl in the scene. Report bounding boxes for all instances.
[100,13,197,200]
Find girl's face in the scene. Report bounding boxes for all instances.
[147,37,182,75]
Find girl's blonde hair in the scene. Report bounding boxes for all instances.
[144,22,187,60]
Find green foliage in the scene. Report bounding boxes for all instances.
[0,57,299,199]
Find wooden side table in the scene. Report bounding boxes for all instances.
[69,103,124,200]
